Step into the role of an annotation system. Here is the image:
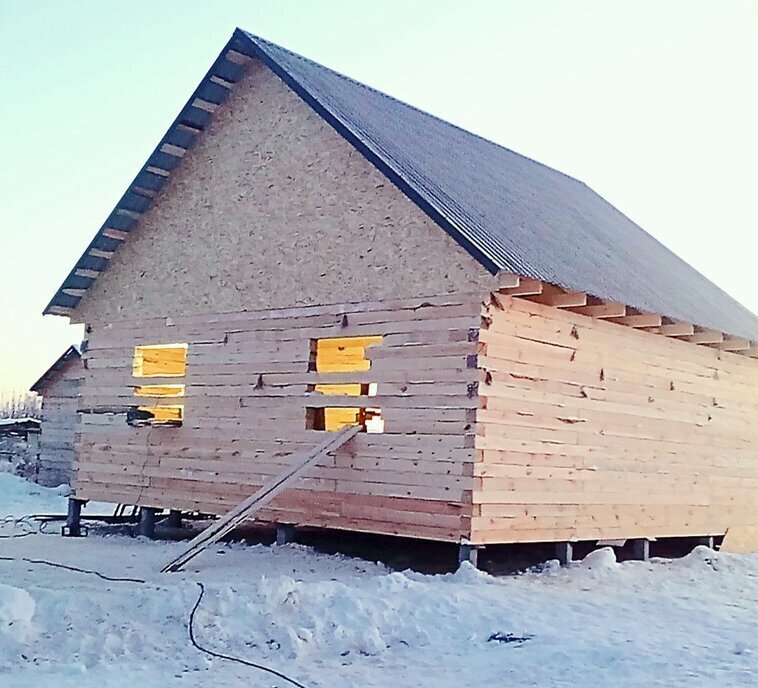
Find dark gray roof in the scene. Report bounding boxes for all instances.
[30,345,81,392]
[46,29,758,341]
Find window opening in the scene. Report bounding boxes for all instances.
[133,384,185,397]
[132,405,184,426]
[131,343,188,427]
[313,336,382,373]
[133,343,188,377]
[307,335,383,432]
[313,382,378,397]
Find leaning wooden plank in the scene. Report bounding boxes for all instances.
[161,424,361,572]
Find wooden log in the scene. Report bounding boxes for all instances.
[472,296,758,546]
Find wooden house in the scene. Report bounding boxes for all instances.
[30,346,82,486]
[44,30,758,558]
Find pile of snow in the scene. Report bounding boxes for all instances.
[0,584,35,643]
[0,472,70,519]
[0,473,755,687]
[0,416,40,426]
[203,570,435,659]
[0,473,115,527]
[579,546,618,571]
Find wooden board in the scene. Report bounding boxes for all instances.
[162,424,360,572]
[37,365,81,487]
[72,293,482,542]
[470,295,758,545]
[720,526,758,553]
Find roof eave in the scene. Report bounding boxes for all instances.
[43,30,255,316]
[30,345,81,392]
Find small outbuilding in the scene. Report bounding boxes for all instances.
[0,417,41,479]
[42,30,758,556]
[30,346,82,487]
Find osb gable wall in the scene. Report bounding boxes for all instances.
[471,295,758,545]
[73,59,494,324]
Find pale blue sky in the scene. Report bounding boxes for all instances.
[1,0,756,395]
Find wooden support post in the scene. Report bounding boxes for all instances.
[167,510,183,528]
[694,536,715,549]
[458,542,480,568]
[555,541,573,566]
[63,498,84,537]
[276,523,296,546]
[139,507,157,539]
[630,538,650,561]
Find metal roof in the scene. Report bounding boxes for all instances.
[45,29,758,341]
[30,345,81,393]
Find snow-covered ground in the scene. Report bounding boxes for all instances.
[0,472,73,516]
[1,475,756,688]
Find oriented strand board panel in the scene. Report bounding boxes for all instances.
[73,294,483,542]
[72,58,494,324]
[471,295,758,545]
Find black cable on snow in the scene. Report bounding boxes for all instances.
[0,553,311,688]
[189,581,310,688]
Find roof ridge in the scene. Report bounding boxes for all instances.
[43,29,758,341]
[242,31,758,335]
[241,30,585,188]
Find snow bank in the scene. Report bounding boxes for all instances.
[579,546,617,570]
[450,559,493,583]
[205,570,434,660]
[0,473,110,523]
[0,584,35,643]
[0,478,756,687]
[678,544,719,569]
[0,472,70,518]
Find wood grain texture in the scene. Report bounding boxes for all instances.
[162,424,361,572]
[73,294,482,541]
[471,295,758,545]
[36,361,82,487]
[71,58,494,324]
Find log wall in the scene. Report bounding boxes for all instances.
[471,295,758,545]
[74,293,483,541]
[37,369,81,487]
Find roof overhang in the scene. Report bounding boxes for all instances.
[42,29,758,350]
[44,30,260,317]
[30,345,82,392]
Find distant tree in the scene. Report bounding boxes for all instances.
[0,391,42,419]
